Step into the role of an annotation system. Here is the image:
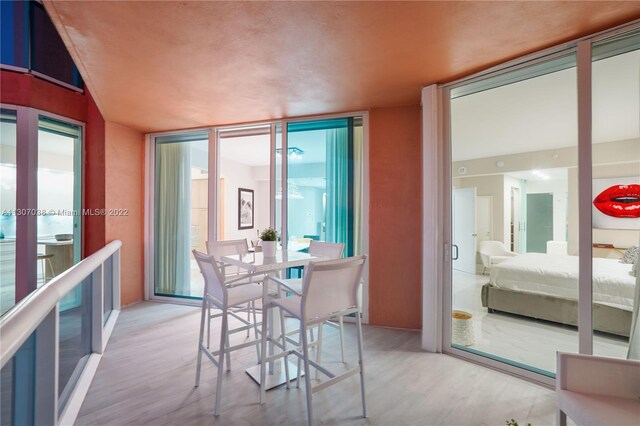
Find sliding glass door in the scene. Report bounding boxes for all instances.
[150,115,366,304]
[444,25,640,380]
[0,108,83,316]
[153,132,209,299]
[449,53,579,376]
[591,30,640,359]
[283,118,363,256]
[216,126,272,244]
[0,110,18,315]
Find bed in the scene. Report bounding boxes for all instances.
[481,253,636,337]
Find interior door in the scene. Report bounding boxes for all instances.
[452,187,477,273]
[476,195,493,244]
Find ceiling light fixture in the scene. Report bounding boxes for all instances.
[276,146,304,160]
[532,169,550,180]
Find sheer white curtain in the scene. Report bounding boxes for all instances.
[353,125,363,256]
[155,142,191,295]
[325,127,349,253]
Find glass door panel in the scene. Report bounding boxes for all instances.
[285,118,361,256]
[591,30,640,359]
[37,116,82,311]
[275,123,283,238]
[154,133,208,299]
[217,127,271,245]
[0,109,17,315]
[449,54,578,375]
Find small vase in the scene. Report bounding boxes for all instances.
[262,240,277,257]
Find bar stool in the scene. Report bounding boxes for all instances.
[192,249,265,417]
[272,241,347,362]
[37,253,55,285]
[262,255,368,426]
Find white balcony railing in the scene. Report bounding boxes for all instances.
[0,240,122,425]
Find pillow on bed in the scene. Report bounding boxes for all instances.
[620,245,639,264]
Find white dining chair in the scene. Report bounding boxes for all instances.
[262,255,368,426]
[192,250,265,417]
[206,239,265,347]
[478,240,518,275]
[272,241,347,362]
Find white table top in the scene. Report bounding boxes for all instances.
[221,250,323,274]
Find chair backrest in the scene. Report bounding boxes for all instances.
[479,240,509,256]
[206,239,249,275]
[301,255,367,322]
[206,239,249,258]
[308,240,344,260]
[192,250,227,304]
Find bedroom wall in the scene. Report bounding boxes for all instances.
[219,158,269,242]
[452,138,639,255]
[567,161,640,255]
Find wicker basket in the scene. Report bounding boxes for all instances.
[452,310,475,346]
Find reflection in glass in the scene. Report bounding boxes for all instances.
[0,357,14,426]
[0,335,36,426]
[154,134,208,298]
[591,30,640,360]
[0,110,17,315]
[103,255,113,324]
[59,280,91,409]
[37,117,82,312]
[450,54,579,375]
[285,118,363,257]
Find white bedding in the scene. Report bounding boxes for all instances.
[489,253,636,311]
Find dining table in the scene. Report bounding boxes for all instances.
[220,249,324,390]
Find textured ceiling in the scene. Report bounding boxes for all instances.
[44,1,640,133]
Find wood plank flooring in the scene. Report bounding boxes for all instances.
[76,302,558,426]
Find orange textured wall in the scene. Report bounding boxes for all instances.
[369,105,422,329]
[105,122,145,305]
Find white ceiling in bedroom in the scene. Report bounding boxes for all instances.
[451,50,639,162]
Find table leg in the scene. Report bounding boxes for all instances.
[245,271,302,390]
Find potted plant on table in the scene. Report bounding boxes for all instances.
[259,227,278,257]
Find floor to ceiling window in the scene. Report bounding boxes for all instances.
[449,53,580,376]
[153,132,209,299]
[0,108,83,316]
[443,25,639,380]
[283,118,363,257]
[37,117,82,309]
[591,30,640,359]
[0,109,18,314]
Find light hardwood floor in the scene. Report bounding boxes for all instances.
[77,302,559,426]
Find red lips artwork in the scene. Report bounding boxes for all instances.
[593,184,640,218]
